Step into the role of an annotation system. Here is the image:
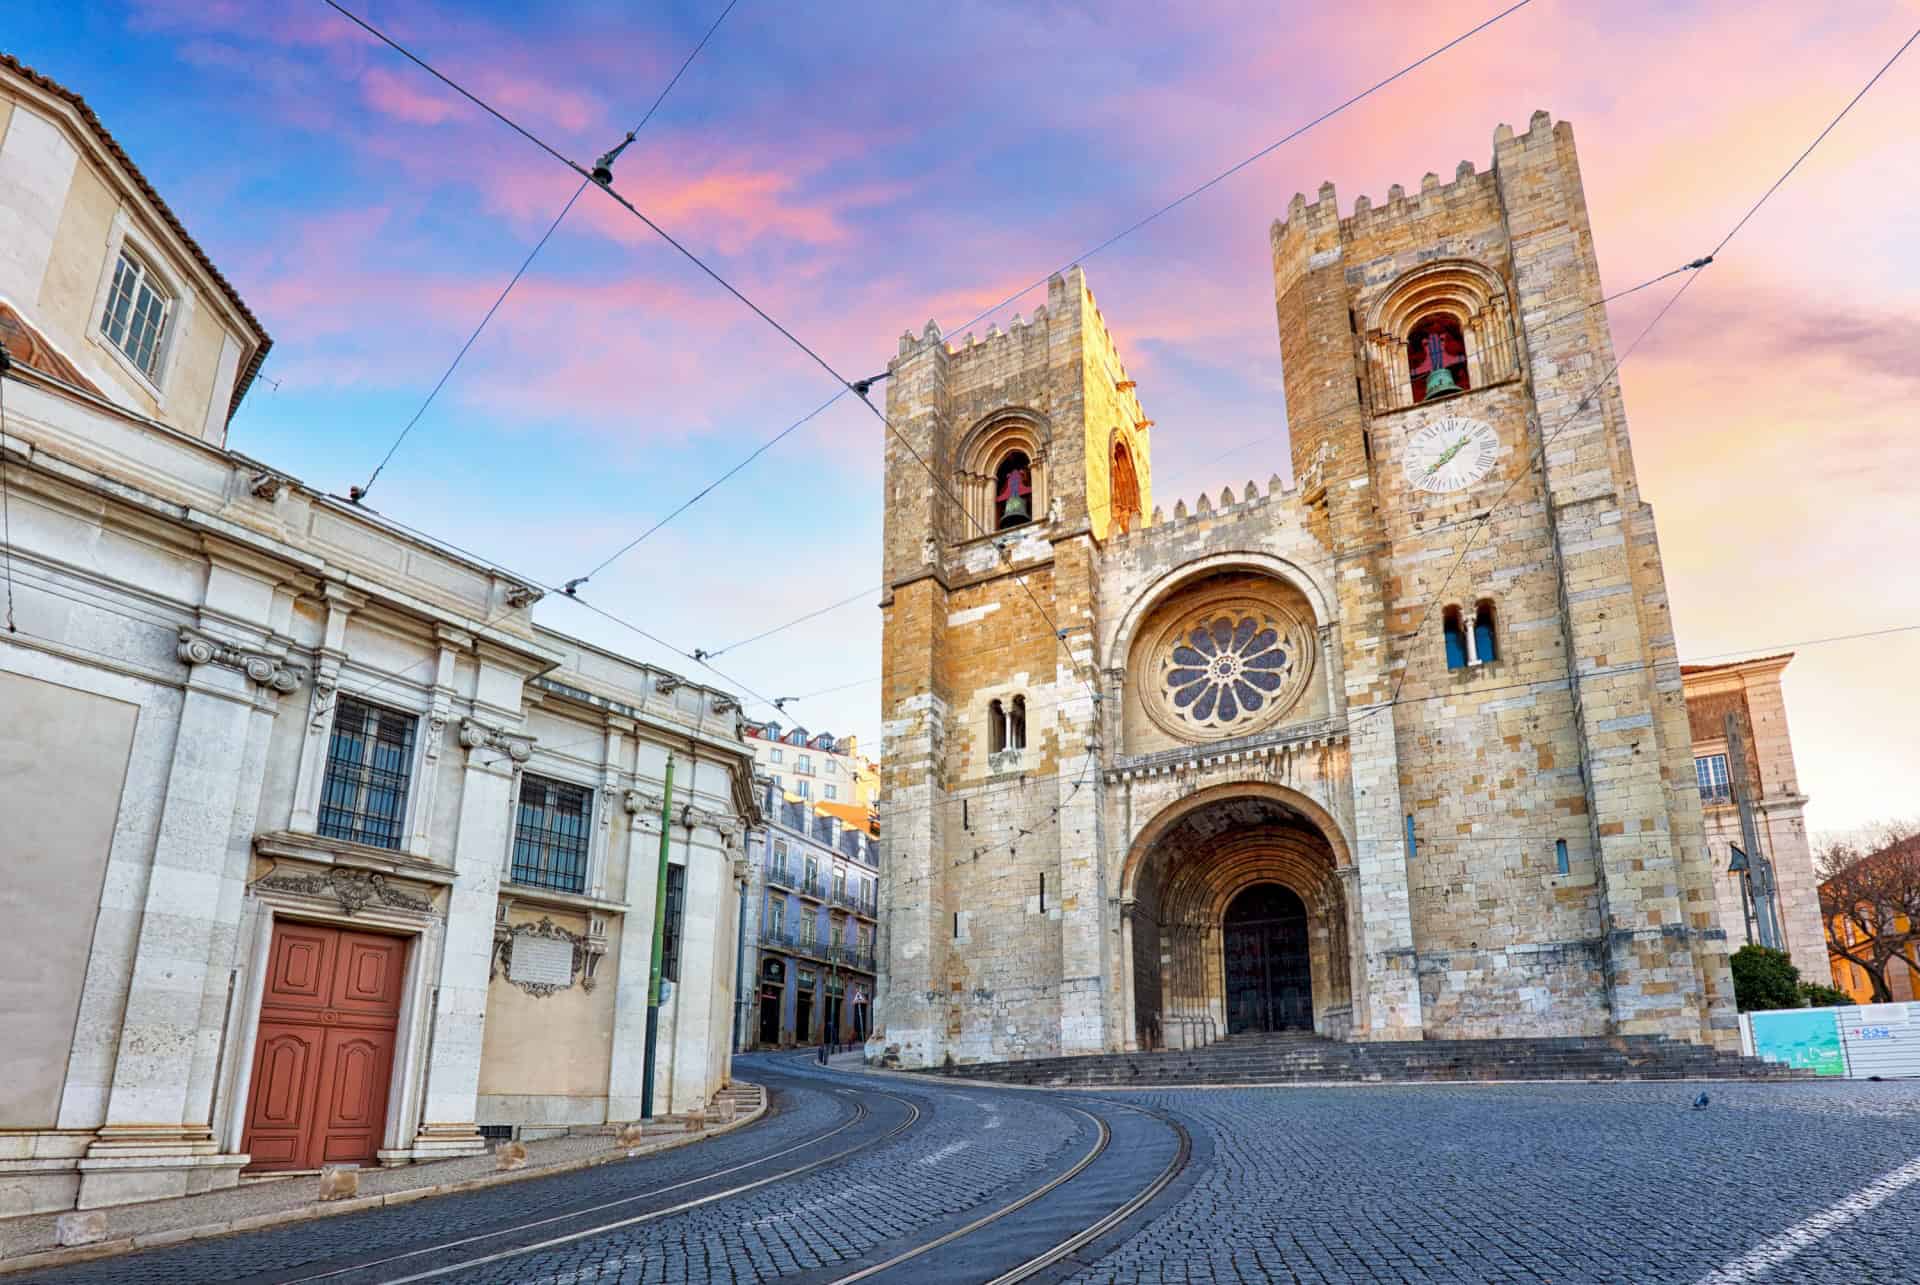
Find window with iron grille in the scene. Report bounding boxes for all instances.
[512,774,593,893]
[101,250,172,380]
[317,696,417,850]
[663,863,686,982]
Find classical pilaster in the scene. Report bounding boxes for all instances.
[79,627,303,1208]
[412,716,527,1158]
[406,627,467,859]
[606,784,662,1121]
[290,584,363,831]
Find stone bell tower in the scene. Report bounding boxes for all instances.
[1269,111,1736,1046]
[872,268,1150,1067]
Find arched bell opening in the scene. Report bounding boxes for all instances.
[1121,789,1354,1051]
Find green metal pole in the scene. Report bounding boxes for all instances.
[640,754,675,1119]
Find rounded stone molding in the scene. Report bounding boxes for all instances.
[1140,591,1314,742]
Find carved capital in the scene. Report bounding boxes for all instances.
[177,628,305,695]
[423,714,448,761]
[459,717,532,762]
[308,678,338,731]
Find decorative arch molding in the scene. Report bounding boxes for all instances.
[1108,552,1334,666]
[952,408,1052,540]
[1361,258,1520,413]
[1119,780,1354,903]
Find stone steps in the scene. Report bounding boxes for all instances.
[924,1033,1807,1087]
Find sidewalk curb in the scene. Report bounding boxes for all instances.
[0,1085,766,1277]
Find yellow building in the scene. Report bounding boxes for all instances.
[744,720,879,822]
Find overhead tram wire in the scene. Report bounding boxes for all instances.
[1358,24,1918,727]
[353,180,589,501]
[324,0,1558,824]
[344,0,743,501]
[931,0,1533,341]
[328,3,1533,709]
[333,0,1532,589]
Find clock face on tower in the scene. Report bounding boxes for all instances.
[1403,416,1500,494]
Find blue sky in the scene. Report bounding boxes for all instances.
[9,0,1920,835]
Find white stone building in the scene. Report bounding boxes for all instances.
[0,53,756,1215]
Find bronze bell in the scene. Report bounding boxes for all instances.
[1000,491,1029,525]
[1422,362,1462,398]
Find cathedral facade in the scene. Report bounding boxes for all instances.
[872,112,1741,1068]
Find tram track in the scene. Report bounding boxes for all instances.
[787,1056,1192,1285]
[262,1080,917,1285]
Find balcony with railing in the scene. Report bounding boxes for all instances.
[799,874,827,900]
[757,925,796,951]
[1698,782,1733,807]
[765,862,797,891]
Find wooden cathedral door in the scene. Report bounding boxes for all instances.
[241,921,408,1171]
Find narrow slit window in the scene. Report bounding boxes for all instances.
[1442,606,1468,671]
[1008,696,1027,751]
[1039,872,1047,911]
[1473,600,1498,664]
[989,699,1006,753]
[1555,839,1570,875]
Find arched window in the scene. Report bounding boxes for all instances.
[1442,605,1468,671]
[1407,315,1470,402]
[995,451,1034,529]
[1554,839,1570,875]
[1111,438,1142,534]
[988,698,1006,753]
[1008,695,1027,751]
[1473,600,1498,664]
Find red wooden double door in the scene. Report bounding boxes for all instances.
[241,922,409,1171]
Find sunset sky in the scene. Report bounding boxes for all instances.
[11,1,1917,838]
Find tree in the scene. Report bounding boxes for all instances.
[1817,822,1920,1004]
[1730,945,1803,1012]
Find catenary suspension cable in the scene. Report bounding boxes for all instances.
[333,0,1530,586]
[932,0,1534,341]
[346,0,742,500]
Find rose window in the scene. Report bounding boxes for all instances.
[1146,600,1313,739]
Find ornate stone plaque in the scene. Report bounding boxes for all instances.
[508,932,574,990]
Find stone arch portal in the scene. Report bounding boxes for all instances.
[1123,790,1355,1050]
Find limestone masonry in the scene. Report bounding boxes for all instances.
[872,111,1756,1068]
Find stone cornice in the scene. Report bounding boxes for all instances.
[253,829,456,886]
[1104,717,1349,784]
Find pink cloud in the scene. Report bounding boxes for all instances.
[358,66,468,126]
